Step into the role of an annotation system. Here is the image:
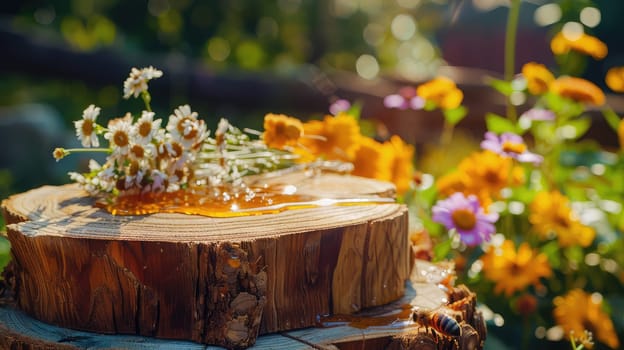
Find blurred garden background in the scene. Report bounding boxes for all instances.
[1,0,624,349]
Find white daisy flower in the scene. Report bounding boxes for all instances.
[166,105,208,148]
[74,104,101,147]
[160,140,186,159]
[88,159,102,172]
[123,160,147,190]
[104,113,133,156]
[146,169,167,193]
[128,142,155,162]
[69,172,100,195]
[97,165,117,192]
[123,66,163,99]
[141,66,163,80]
[216,118,229,137]
[53,148,68,161]
[133,110,162,144]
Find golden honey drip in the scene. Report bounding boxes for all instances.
[317,304,415,329]
[99,184,394,218]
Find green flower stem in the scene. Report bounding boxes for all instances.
[142,90,153,112]
[440,119,454,147]
[65,148,112,154]
[504,0,521,122]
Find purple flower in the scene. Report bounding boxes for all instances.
[329,99,351,115]
[520,108,555,121]
[383,86,424,110]
[480,131,543,164]
[432,192,498,247]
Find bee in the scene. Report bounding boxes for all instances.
[413,309,462,337]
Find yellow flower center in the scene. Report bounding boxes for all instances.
[82,119,94,135]
[170,142,184,157]
[128,160,139,176]
[138,122,152,138]
[131,145,145,158]
[113,131,129,147]
[451,209,477,230]
[502,141,526,154]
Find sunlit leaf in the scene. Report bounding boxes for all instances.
[558,117,591,140]
[601,108,621,133]
[347,101,363,120]
[486,113,517,133]
[489,78,513,97]
[423,100,437,111]
[443,106,467,125]
[433,236,452,261]
[541,240,562,269]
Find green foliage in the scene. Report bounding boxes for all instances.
[490,78,514,97]
[486,113,518,133]
[0,237,9,277]
[443,106,467,126]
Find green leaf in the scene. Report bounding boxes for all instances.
[559,117,591,140]
[541,240,562,269]
[489,78,513,97]
[423,100,437,111]
[602,108,621,133]
[346,101,363,120]
[433,237,453,261]
[485,113,517,133]
[443,106,467,125]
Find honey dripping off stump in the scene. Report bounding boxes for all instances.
[1,171,411,348]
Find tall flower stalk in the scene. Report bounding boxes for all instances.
[504,0,521,122]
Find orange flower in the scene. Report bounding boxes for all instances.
[436,171,467,198]
[459,150,524,206]
[436,150,524,208]
[550,77,605,106]
[262,113,303,149]
[481,240,552,296]
[529,191,595,247]
[351,136,393,181]
[553,289,620,349]
[416,76,463,110]
[550,31,608,60]
[386,135,415,195]
[522,62,555,95]
[299,113,361,161]
[606,66,624,93]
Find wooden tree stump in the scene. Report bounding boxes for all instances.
[0,262,486,349]
[1,172,413,348]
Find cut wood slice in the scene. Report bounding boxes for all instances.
[1,172,412,349]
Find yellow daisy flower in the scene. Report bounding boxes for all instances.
[553,289,620,349]
[459,150,524,197]
[300,113,361,161]
[436,150,524,208]
[436,171,467,198]
[529,191,595,247]
[481,240,552,296]
[351,136,393,181]
[262,113,303,150]
[521,62,555,95]
[606,66,624,93]
[416,76,464,110]
[550,77,605,106]
[386,135,415,195]
[550,31,608,60]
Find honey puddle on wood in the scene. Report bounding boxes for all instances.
[317,304,415,329]
[99,183,395,217]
